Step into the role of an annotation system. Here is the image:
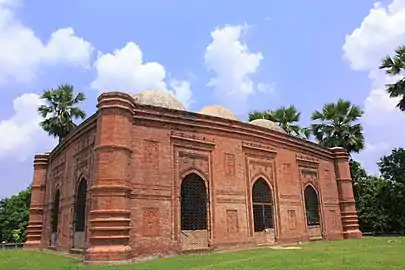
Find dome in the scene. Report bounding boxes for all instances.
[198,105,240,121]
[249,119,286,133]
[131,90,185,111]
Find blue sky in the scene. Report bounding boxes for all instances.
[1,0,404,198]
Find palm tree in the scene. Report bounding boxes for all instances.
[37,84,86,142]
[248,110,270,121]
[311,99,365,154]
[379,45,405,111]
[248,105,310,139]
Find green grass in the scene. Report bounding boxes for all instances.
[1,237,404,269]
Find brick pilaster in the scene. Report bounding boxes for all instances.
[331,147,362,239]
[25,154,49,248]
[85,92,134,262]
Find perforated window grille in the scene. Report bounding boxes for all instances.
[181,173,207,230]
[252,178,274,232]
[304,186,320,226]
[75,179,87,232]
[51,190,60,233]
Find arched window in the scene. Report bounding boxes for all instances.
[75,179,87,232]
[51,189,60,233]
[252,178,273,232]
[181,173,207,230]
[304,185,320,226]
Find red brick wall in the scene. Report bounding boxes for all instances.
[127,104,349,258]
[39,117,97,252]
[27,92,361,263]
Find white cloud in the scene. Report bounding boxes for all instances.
[343,0,405,172]
[91,42,193,109]
[0,0,93,84]
[0,93,55,161]
[204,24,264,113]
[41,28,94,68]
[343,0,405,123]
[343,1,405,71]
[0,0,89,159]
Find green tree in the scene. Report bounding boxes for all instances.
[248,105,310,139]
[354,175,391,233]
[350,159,367,183]
[0,186,31,242]
[311,99,365,154]
[378,147,405,185]
[379,45,405,111]
[377,147,405,234]
[37,84,86,142]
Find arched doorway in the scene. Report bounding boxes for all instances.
[50,189,60,246]
[73,178,87,249]
[304,185,322,240]
[251,178,275,244]
[180,173,208,250]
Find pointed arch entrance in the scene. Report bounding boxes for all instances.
[251,178,276,244]
[304,185,322,240]
[50,189,60,246]
[180,172,209,250]
[73,178,87,249]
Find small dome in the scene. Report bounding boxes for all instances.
[198,105,240,121]
[131,90,185,111]
[249,119,286,133]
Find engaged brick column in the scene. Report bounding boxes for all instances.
[85,92,133,262]
[25,154,49,248]
[331,147,362,239]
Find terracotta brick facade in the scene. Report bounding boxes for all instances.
[25,92,362,263]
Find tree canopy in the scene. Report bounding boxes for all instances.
[311,99,365,154]
[0,186,31,243]
[379,45,405,111]
[351,148,405,235]
[38,84,86,142]
[248,105,310,139]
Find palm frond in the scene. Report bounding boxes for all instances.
[310,99,365,154]
[37,84,86,141]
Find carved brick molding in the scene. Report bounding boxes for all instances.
[296,153,319,169]
[170,131,215,151]
[246,157,275,186]
[73,131,96,183]
[226,210,239,233]
[172,144,213,242]
[142,208,160,237]
[299,168,319,190]
[287,210,297,231]
[242,141,277,158]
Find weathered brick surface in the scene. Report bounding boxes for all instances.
[26,92,362,263]
[25,154,49,248]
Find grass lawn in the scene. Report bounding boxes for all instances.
[1,237,404,269]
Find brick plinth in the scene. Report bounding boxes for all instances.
[331,147,362,239]
[25,154,49,249]
[85,92,134,262]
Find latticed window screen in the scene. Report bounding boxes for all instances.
[252,179,273,232]
[51,190,60,233]
[181,173,207,230]
[75,179,87,232]
[304,186,320,226]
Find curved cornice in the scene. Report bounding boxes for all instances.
[133,105,334,160]
[48,114,97,159]
[43,92,337,161]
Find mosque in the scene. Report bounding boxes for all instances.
[25,90,361,263]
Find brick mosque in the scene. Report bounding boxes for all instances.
[25,90,362,263]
